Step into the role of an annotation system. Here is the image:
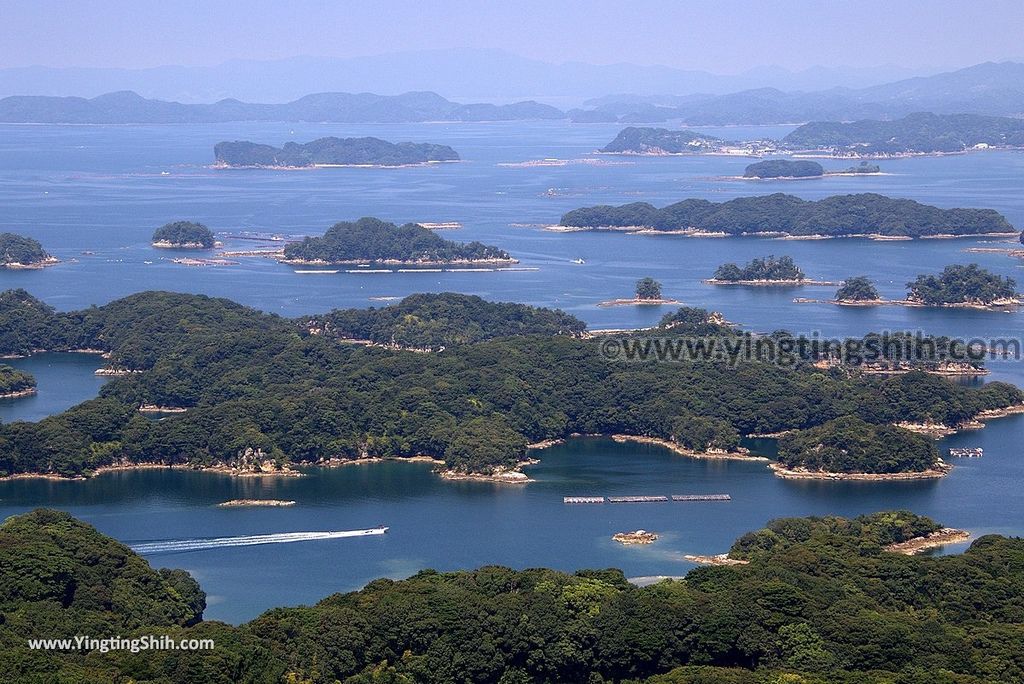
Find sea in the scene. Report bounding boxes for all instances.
[1,120,1022,622]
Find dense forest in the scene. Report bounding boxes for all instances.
[151,221,215,248]
[282,218,512,265]
[834,276,880,301]
[214,136,460,167]
[558,193,1016,238]
[0,232,53,267]
[712,256,805,282]
[600,127,725,153]
[777,416,939,473]
[0,364,35,395]
[742,160,823,178]
[906,264,1019,305]
[783,112,1024,155]
[3,508,1024,683]
[308,293,586,349]
[0,290,1019,478]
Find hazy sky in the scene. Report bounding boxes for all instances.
[2,0,1021,72]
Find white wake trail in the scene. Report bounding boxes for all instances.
[130,528,388,554]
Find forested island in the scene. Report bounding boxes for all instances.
[834,276,882,303]
[743,159,823,178]
[775,416,945,479]
[0,289,1021,480]
[906,264,1020,307]
[600,126,729,154]
[5,507,1023,683]
[837,161,882,174]
[151,221,215,249]
[709,255,809,285]
[0,364,35,398]
[782,112,1024,156]
[281,217,515,266]
[557,193,1017,238]
[0,232,57,269]
[214,136,460,168]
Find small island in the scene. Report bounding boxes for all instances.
[743,159,823,179]
[217,499,296,507]
[0,232,57,269]
[906,264,1020,309]
[151,221,216,249]
[214,136,460,168]
[833,275,884,304]
[772,416,950,480]
[557,193,1017,239]
[612,530,659,545]
[836,161,882,174]
[598,277,680,307]
[782,112,1024,156]
[707,255,832,286]
[0,364,36,398]
[281,217,516,267]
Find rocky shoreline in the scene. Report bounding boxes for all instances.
[217,499,296,507]
[796,296,1021,311]
[1,256,60,270]
[597,297,681,307]
[705,278,839,287]
[884,528,970,555]
[613,530,659,545]
[546,225,1018,241]
[768,461,952,481]
[611,434,769,462]
[683,553,749,566]
[280,257,519,268]
[152,240,212,249]
[898,403,1024,437]
[138,404,188,413]
[438,460,539,484]
[0,387,37,399]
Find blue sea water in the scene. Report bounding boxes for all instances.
[0,121,1022,622]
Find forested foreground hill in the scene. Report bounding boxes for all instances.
[0,290,1020,478]
[3,508,1024,683]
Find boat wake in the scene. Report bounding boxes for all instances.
[130,527,388,554]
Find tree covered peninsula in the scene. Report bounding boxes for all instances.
[558,193,1017,238]
[281,217,514,266]
[0,289,1020,480]
[5,507,1024,683]
[600,126,727,153]
[214,136,460,167]
[783,112,1024,156]
[0,232,56,269]
[0,364,35,397]
[151,221,215,248]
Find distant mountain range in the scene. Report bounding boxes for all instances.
[1,61,1021,125]
[0,90,563,124]
[0,49,934,103]
[584,62,1024,125]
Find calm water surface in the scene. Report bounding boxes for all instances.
[0,122,1022,623]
